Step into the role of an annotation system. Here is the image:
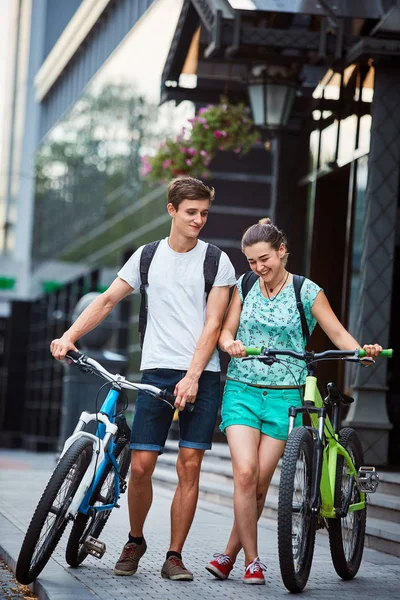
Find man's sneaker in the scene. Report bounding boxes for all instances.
[161,556,193,581]
[243,557,266,585]
[113,539,147,575]
[206,553,234,580]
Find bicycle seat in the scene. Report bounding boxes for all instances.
[326,382,354,405]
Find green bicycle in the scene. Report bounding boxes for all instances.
[245,346,392,593]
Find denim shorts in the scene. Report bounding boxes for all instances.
[130,368,221,453]
[220,379,303,441]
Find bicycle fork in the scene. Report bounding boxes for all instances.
[288,404,326,514]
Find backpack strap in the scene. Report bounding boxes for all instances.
[293,274,310,346]
[138,240,161,348]
[241,271,258,301]
[204,243,222,299]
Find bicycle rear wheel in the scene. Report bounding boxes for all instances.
[65,438,130,567]
[328,427,366,580]
[16,437,93,584]
[278,427,316,593]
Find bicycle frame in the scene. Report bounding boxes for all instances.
[61,387,123,519]
[287,375,365,519]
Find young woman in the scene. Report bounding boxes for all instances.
[206,218,382,585]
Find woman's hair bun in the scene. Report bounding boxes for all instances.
[258,217,272,226]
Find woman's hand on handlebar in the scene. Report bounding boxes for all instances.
[360,343,383,366]
[50,335,78,361]
[362,343,383,358]
[222,339,247,358]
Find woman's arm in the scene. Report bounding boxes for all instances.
[311,291,382,357]
[219,287,247,358]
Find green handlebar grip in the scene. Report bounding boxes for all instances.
[245,347,263,356]
[358,349,393,358]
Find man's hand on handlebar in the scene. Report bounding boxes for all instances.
[50,335,78,361]
[174,374,199,412]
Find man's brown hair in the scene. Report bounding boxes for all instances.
[167,176,215,210]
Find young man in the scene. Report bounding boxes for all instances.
[50,176,236,581]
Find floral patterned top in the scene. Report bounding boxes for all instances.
[226,275,322,386]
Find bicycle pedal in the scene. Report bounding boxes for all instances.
[83,536,106,559]
[357,466,379,493]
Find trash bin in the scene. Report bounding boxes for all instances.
[58,293,127,450]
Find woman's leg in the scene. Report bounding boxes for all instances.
[225,434,285,563]
[225,425,261,566]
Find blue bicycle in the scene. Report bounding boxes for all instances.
[16,351,188,584]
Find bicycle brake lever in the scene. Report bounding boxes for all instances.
[344,356,375,366]
[257,357,277,366]
[242,356,276,365]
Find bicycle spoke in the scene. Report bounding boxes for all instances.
[291,453,309,570]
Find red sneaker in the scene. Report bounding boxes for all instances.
[243,558,266,585]
[206,553,234,580]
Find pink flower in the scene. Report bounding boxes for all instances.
[187,147,197,156]
[203,124,209,130]
[185,159,192,166]
[234,147,242,154]
[201,172,209,179]
[200,150,208,157]
[214,130,227,138]
[180,147,187,153]
[198,107,209,115]
[141,164,152,176]
[163,159,171,168]
[218,145,225,151]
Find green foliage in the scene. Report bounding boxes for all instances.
[143,98,260,182]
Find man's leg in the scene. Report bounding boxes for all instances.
[114,450,158,576]
[128,450,159,536]
[160,447,204,581]
[169,447,205,553]
[114,368,176,576]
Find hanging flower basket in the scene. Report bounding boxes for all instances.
[142,98,260,182]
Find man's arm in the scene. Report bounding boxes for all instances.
[174,285,230,410]
[50,277,134,360]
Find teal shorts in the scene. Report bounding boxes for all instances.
[220,379,303,441]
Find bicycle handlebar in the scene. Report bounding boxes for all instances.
[65,351,194,412]
[244,347,393,360]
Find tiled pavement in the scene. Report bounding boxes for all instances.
[1,449,399,600]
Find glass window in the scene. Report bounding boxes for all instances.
[348,155,368,334]
[338,115,357,166]
[33,0,193,265]
[319,121,338,170]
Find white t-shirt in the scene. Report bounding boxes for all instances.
[118,238,236,371]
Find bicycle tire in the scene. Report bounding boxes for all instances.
[278,427,316,593]
[328,427,366,580]
[65,438,130,567]
[16,437,93,584]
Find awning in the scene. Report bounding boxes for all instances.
[161,0,400,114]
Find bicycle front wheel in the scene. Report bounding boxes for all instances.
[278,427,316,593]
[328,428,366,580]
[65,438,130,567]
[16,438,93,584]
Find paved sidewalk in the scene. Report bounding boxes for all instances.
[1,449,399,600]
